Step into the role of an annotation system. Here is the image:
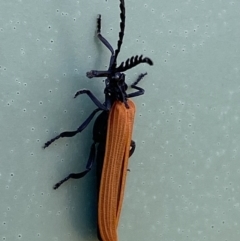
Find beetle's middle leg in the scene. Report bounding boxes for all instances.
[43,108,101,148]
[53,142,96,189]
[74,89,107,111]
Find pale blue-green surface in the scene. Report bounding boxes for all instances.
[1,1,240,240]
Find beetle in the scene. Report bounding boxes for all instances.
[44,0,153,240]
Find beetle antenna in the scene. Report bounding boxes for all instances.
[115,55,153,72]
[114,0,125,65]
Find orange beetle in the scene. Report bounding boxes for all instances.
[44,0,153,240]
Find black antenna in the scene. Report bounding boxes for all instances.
[113,0,126,66]
[115,55,153,72]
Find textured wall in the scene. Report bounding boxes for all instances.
[1,0,240,240]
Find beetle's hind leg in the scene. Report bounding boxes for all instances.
[53,142,96,189]
[43,108,101,148]
[96,14,114,55]
[127,140,136,172]
[129,140,136,157]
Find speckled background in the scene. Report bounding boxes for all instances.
[1,0,240,240]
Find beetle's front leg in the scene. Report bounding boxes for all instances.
[127,73,147,98]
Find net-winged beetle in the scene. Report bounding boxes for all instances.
[44,0,153,240]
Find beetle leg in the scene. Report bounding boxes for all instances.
[127,72,147,98]
[127,140,136,172]
[129,140,136,157]
[96,14,114,55]
[53,142,96,189]
[74,89,107,110]
[43,108,101,148]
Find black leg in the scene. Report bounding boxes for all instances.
[43,108,102,148]
[74,89,107,110]
[127,73,147,98]
[127,140,136,172]
[129,140,136,157]
[53,142,96,189]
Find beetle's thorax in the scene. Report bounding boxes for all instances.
[104,72,128,104]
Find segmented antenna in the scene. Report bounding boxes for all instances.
[97,14,101,34]
[115,55,153,72]
[113,0,126,65]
